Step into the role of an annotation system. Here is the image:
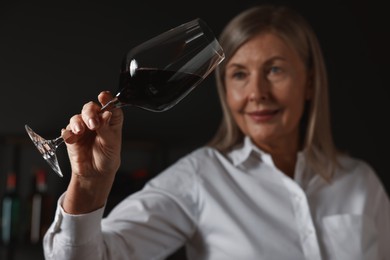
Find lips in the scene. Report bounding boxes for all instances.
[247,109,280,122]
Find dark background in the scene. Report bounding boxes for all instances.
[0,0,389,259]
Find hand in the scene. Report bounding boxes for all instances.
[63,91,123,178]
[62,91,123,214]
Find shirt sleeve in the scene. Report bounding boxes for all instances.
[43,193,107,259]
[43,155,199,260]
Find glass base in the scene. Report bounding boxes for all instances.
[25,125,63,177]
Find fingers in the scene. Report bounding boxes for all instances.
[98,91,114,106]
[82,91,117,129]
[81,101,103,130]
[62,128,78,144]
[62,91,119,144]
[97,91,124,129]
[62,113,88,144]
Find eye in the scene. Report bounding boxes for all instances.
[225,68,249,88]
[266,65,286,82]
[231,70,247,80]
[269,66,282,75]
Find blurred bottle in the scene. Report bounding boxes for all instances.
[29,169,52,245]
[1,172,21,260]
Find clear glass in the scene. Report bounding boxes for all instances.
[25,18,225,177]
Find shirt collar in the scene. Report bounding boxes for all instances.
[228,136,306,171]
[228,136,271,167]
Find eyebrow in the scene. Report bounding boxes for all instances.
[227,56,287,70]
[265,56,287,65]
[226,63,245,70]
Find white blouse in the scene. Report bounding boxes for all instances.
[43,137,390,260]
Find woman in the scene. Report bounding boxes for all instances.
[43,5,390,260]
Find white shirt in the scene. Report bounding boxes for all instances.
[43,137,390,260]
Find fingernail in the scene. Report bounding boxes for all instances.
[88,118,98,129]
[62,129,72,141]
[74,123,82,133]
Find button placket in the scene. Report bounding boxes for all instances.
[282,177,322,259]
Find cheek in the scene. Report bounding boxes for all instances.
[226,87,246,111]
[282,92,306,125]
[226,88,249,133]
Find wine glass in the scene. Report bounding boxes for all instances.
[25,18,225,178]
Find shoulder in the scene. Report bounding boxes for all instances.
[336,154,376,177]
[335,154,385,192]
[148,146,226,186]
[172,146,227,171]
[143,146,228,210]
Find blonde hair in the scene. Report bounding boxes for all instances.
[208,5,340,180]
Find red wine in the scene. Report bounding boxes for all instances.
[117,68,203,112]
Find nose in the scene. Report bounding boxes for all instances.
[248,73,270,102]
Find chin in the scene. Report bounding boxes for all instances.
[248,128,278,143]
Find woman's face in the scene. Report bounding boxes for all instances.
[225,32,312,151]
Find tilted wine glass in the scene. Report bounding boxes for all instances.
[25,18,225,177]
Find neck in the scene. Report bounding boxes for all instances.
[254,136,300,178]
[273,153,297,178]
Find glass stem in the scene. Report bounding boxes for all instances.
[100,97,125,113]
[52,136,64,148]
